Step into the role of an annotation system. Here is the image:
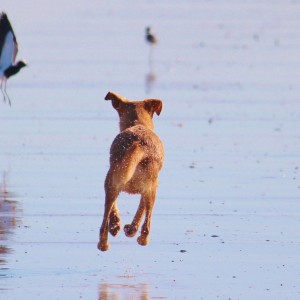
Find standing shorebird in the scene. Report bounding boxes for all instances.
[0,12,27,105]
[145,27,157,93]
[145,27,157,45]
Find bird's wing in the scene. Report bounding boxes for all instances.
[12,38,19,63]
[0,32,16,69]
[0,12,18,69]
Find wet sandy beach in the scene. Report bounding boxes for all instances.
[1,1,300,299]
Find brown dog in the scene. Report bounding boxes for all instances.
[98,91,164,251]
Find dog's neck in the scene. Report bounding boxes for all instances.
[119,118,154,132]
[118,104,154,132]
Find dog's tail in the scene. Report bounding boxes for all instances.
[108,142,144,189]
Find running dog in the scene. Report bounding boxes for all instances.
[98,91,164,251]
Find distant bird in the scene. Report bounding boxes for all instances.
[145,27,157,45]
[0,12,27,105]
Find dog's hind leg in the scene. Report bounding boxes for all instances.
[98,174,120,251]
[137,188,157,246]
[124,199,145,237]
[98,141,145,251]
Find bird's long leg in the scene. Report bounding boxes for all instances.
[0,81,6,103]
[3,81,11,106]
[148,46,153,67]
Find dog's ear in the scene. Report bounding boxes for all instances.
[144,99,163,116]
[105,91,128,110]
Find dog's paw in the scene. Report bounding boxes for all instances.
[137,235,148,246]
[109,214,121,236]
[109,223,121,236]
[97,241,110,251]
[124,224,138,237]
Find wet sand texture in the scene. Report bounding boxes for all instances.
[1,1,300,299]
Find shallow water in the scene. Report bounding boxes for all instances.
[1,0,300,299]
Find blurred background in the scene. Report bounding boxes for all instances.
[0,1,299,299]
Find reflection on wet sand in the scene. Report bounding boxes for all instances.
[99,283,149,300]
[145,43,157,94]
[0,172,19,266]
[145,71,156,94]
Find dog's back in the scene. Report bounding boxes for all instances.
[108,124,164,194]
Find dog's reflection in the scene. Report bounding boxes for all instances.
[99,283,149,300]
[0,171,19,264]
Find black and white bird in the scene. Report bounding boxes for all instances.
[0,12,27,105]
[145,27,157,45]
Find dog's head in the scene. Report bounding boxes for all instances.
[105,91,162,131]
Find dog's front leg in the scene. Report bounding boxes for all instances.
[137,190,156,246]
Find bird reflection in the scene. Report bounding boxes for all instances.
[145,26,157,94]
[0,171,19,265]
[145,71,156,94]
[99,283,149,300]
